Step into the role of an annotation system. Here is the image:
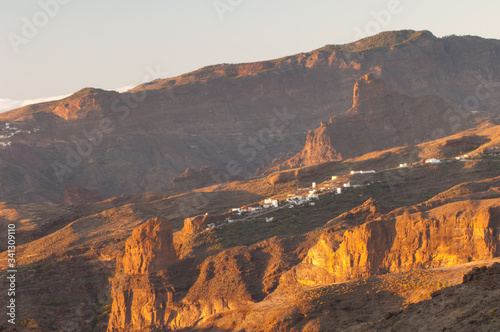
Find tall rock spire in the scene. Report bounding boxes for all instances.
[352,73,387,107]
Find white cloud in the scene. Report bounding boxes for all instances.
[112,85,136,93]
[0,84,138,114]
[0,99,24,113]
[0,94,71,114]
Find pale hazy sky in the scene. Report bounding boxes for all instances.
[1,0,499,112]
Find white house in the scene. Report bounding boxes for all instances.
[399,163,408,168]
[207,223,216,229]
[312,182,316,188]
[425,159,441,164]
[231,208,247,215]
[331,176,338,180]
[271,200,279,208]
[343,182,351,188]
[287,196,308,205]
[266,217,274,223]
[336,188,342,194]
[351,170,376,175]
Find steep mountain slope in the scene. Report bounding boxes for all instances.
[1,30,500,203]
[1,131,500,330]
[282,197,500,287]
[275,73,472,169]
[105,187,500,331]
[370,262,500,332]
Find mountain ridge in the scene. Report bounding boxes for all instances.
[1,29,500,203]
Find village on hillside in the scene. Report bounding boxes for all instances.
[0,122,39,149]
[202,151,500,231]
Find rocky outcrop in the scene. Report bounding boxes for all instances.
[108,273,177,332]
[352,73,387,106]
[284,198,500,287]
[175,213,224,258]
[2,30,500,204]
[462,261,500,283]
[180,214,211,235]
[108,228,298,331]
[122,218,178,274]
[61,184,102,205]
[279,73,468,169]
[108,218,178,331]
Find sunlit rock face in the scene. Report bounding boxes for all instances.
[275,73,462,170]
[108,218,178,332]
[122,218,178,275]
[283,198,500,286]
[352,73,387,107]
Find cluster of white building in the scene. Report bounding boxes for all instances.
[263,198,279,208]
[286,195,314,207]
[398,159,442,168]
[231,207,258,215]
[350,170,376,175]
[0,123,39,149]
[230,198,280,216]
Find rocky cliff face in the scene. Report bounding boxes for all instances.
[174,213,224,258]
[121,218,178,274]
[352,73,387,106]
[1,30,500,204]
[108,218,178,331]
[278,73,471,169]
[283,198,500,287]
[108,226,299,331]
